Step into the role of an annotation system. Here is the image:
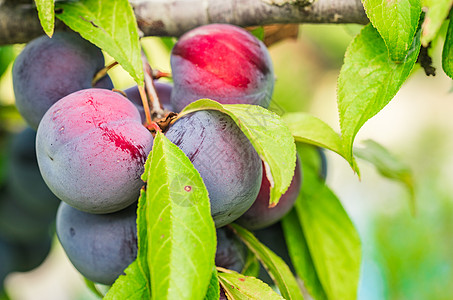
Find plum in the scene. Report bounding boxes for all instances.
[0,187,52,242]
[318,147,328,181]
[7,127,60,218]
[236,156,302,230]
[165,110,262,227]
[215,227,248,300]
[13,237,53,273]
[0,230,52,276]
[170,24,274,111]
[220,288,227,300]
[215,227,247,273]
[0,237,15,284]
[13,31,113,129]
[56,202,137,285]
[124,81,175,122]
[36,88,153,214]
[254,222,295,284]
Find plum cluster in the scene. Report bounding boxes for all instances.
[7,24,326,290]
[0,128,60,291]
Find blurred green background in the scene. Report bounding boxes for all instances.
[1,23,453,300]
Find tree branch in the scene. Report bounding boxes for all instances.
[0,4,66,45]
[0,0,367,46]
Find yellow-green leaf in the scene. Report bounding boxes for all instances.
[338,24,421,163]
[363,0,422,62]
[35,0,55,37]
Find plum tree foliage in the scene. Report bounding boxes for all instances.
[0,0,451,300]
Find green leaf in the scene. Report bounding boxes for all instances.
[0,45,15,79]
[218,268,284,300]
[35,0,55,37]
[296,150,361,300]
[179,99,296,206]
[104,260,150,300]
[105,189,150,299]
[421,0,453,46]
[281,112,359,174]
[135,189,151,283]
[362,0,422,62]
[159,37,177,53]
[83,278,103,298]
[55,0,143,84]
[204,268,220,300]
[241,249,261,278]
[354,139,416,214]
[443,9,453,79]
[146,131,216,300]
[281,209,327,300]
[230,224,304,300]
[250,27,265,41]
[338,23,421,164]
[0,288,10,300]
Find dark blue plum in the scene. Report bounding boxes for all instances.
[0,187,52,243]
[0,237,15,285]
[56,202,138,285]
[318,147,328,181]
[7,127,60,218]
[13,237,53,273]
[13,31,113,129]
[253,222,295,284]
[165,110,262,227]
[215,227,247,272]
[236,156,302,230]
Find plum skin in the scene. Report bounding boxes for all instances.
[170,24,275,111]
[0,183,55,243]
[56,202,137,285]
[254,222,295,284]
[36,88,153,214]
[236,156,302,230]
[165,110,262,227]
[7,127,60,218]
[216,227,248,300]
[12,31,113,129]
[215,227,247,273]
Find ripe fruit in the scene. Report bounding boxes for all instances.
[236,156,302,230]
[0,238,15,283]
[165,110,262,227]
[170,24,274,111]
[7,127,60,218]
[254,222,295,284]
[13,237,53,273]
[318,147,328,181]
[124,81,175,122]
[215,227,247,272]
[0,188,52,242]
[13,31,113,129]
[56,202,137,285]
[36,88,153,214]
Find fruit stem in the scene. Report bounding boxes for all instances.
[141,50,166,120]
[152,69,172,79]
[91,61,118,86]
[138,85,152,126]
